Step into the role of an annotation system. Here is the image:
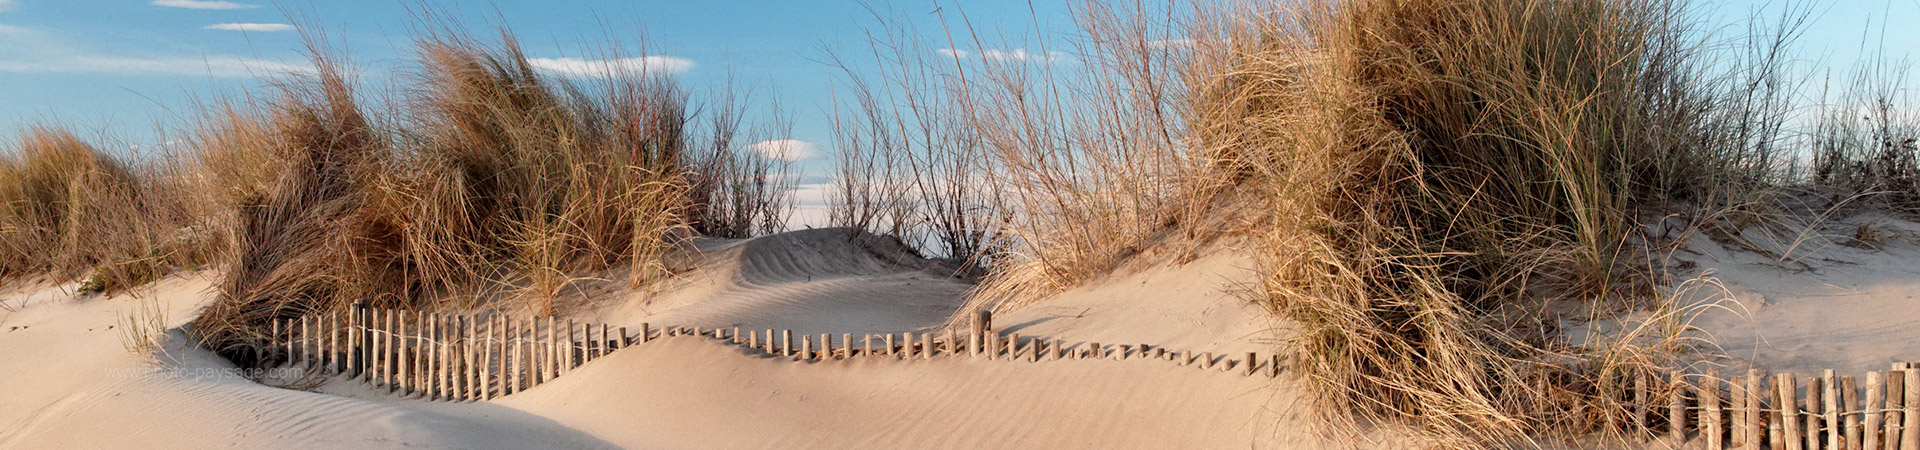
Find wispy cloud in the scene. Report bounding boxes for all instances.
[0,0,18,13]
[938,48,1063,63]
[1148,39,1195,50]
[525,56,693,77]
[0,27,306,77]
[0,55,311,77]
[205,23,294,32]
[153,0,258,10]
[748,139,820,161]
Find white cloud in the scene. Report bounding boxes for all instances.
[0,55,311,77]
[526,56,693,77]
[0,0,18,13]
[152,0,258,10]
[937,48,1063,63]
[205,23,294,32]
[0,23,305,77]
[1148,39,1195,50]
[747,139,820,162]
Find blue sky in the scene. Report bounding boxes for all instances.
[0,0,1915,227]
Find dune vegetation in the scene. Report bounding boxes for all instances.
[2,0,1917,446]
[821,0,1916,446]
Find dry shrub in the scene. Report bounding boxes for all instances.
[0,126,211,295]
[830,1,1206,288]
[188,23,788,367]
[1205,0,1791,445]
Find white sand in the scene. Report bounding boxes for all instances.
[0,228,1391,448]
[1676,211,1920,375]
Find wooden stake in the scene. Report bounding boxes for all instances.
[1749,370,1763,450]
[1871,372,1887,450]
[1671,371,1688,443]
[1890,367,1906,450]
[1832,370,1844,450]
[1905,368,1920,450]
[1732,374,1747,450]
[800,335,812,361]
[1810,376,1824,450]
[1706,370,1723,450]
[884,333,895,357]
[782,329,793,357]
[1783,373,1804,450]
[1848,375,1864,450]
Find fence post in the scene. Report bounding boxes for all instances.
[1671,371,1688,443]
[1731,374,1747,450]
[1782,373,1803,450]
[1704,370,1723,450]
[481,314,496,400]
[1810,376,1824,450]
[1889,366,1906,450]
[426,315,439,400]
[1870,372,1887,450]
[970,310,989,357]
[1748,369,1763,450]
[1906,368,1920,450]
[1847,375,1864,450]
[383,309,397,392]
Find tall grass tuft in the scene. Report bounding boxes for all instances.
[0,126,211,295]
[189,23,790,367]
[1205,0,1799,444]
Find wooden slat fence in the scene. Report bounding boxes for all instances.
[267,305,1920,450]
[1640,363,1920,449]
[268,306,1287,401]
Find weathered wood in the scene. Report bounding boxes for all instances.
[1871,372,1888,450]
[1848,375,1864,450]
[1809,376,1823,450]
[947,329,958,357]
[1706,370,1723,450]
[1671,371,1688,443]
[782,329,794,357]
[426,315,439,400]
[300,314,312,367]
[1750,370,1764,450]
[1831,370,1844,450]
[1906,368,1920,450]
[385,309,398,392]
[969,310,988,357]
[1633,371,1649,437]
[800,335,813,361]
[1890,367,1906,450]
[1733,374,1748,450]
[926,333,937,361]
[482,314,497,400]
[1783,373,1804,450]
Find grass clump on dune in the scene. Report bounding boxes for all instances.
[190,26,789,368]
[835,0,1841,445]
[0,126,211,295]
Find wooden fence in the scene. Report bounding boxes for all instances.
[268,305,1920,449]
[1640,364,1920,450]
[269,306,1285,402]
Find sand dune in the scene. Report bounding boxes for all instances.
[1,229,1380,449]
[602,228,974,336]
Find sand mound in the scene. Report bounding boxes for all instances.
[0,229,1372,449]
[601,228,973,336]
[1677,211,1920,374]
[0,274,612,449]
